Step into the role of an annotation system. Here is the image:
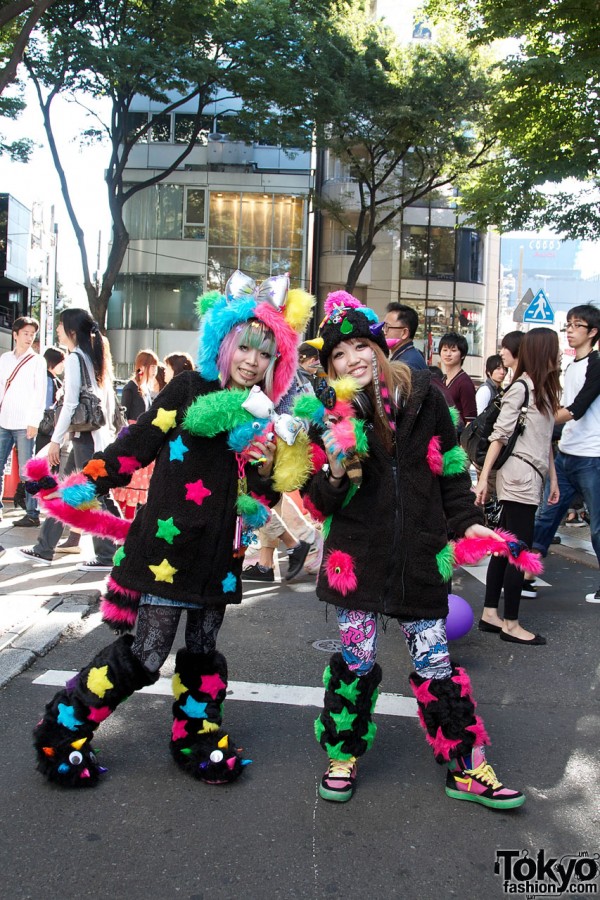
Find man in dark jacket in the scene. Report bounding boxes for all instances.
[384,302,427,370]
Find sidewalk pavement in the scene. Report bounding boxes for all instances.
[0,505,108,688]
[0,503,596,689]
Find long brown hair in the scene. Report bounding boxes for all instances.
[327,338,412,452]
[513,327,561,413]
[133,349,159,391]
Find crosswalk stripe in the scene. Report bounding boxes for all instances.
[32,670,417,718]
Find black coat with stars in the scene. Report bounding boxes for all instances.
[87,371,279,607]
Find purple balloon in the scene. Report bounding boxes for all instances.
[446,594,474,640]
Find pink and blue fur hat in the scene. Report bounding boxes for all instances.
[196,270,315,405]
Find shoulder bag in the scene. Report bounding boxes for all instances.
[54,353,106,433]
[460,378,530,470]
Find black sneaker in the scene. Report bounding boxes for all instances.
[16,547,52,565]
[585,586,600,604]
[521,581,538,598]
[242,563,275,582]
[285,540,311,581]
[12,514,41,528]
[77,560,113,573]
[551,535,562,544]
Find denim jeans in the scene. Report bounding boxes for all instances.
[0,426,38,516]
[533,451,600,568]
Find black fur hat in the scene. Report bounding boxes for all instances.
[317,290,388,371]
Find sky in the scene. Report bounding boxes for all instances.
[0,81,111,303]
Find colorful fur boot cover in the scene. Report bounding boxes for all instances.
[409,665,490,764]
[170,648,249,784]
[33,634,159,788]
[314,652,382,760]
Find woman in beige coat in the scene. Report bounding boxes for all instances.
[474,328,561,645]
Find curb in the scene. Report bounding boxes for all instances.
[0,591,99,688]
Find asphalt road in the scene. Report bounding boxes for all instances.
[1,551,598,900]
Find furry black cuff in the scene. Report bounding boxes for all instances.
[315,652,382,759]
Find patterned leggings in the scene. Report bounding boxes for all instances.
[336,607,452,680]
[131,603,225,673]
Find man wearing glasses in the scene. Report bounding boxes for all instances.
[383,303,427,370]
[532,304,600,603]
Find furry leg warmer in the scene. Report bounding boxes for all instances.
[314,652,382,760]
[170,649,248,784]
[409,664,490,765]
[33,634,159,788]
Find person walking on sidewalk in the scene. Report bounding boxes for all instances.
[530,304,600,603]
[474,328,561,644]
[305,291,524,810]
[29,272,315,788]
[0,316,47,527]
[17,309,118,570]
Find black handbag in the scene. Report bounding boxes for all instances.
[460,379,530,470]
[54,353,106,433]
[38,406,56,436]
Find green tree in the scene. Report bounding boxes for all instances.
[22,0,348,327]
[426,0,600,238]
[305,14,497,291]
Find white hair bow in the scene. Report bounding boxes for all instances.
[225,269,289,310]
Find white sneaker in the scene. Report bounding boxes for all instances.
[585,587,600,603]
[77,560,113,573]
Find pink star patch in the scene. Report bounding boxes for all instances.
[117,456,141,475]
[87,706,112,723]
[171,719,188,741]
[412,678,438,706]
[451,666,473,699]
[198,672,226,699]
[185,479,212,505]
[428,726,462,761]
[466,716,490,747]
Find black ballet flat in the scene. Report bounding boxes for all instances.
[500,632,546,645]
[478,620,502,634]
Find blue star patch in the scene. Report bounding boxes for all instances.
[222,572,237,593]
[169,435,189,462]
[57,702,84,731]
[180,696,208,718]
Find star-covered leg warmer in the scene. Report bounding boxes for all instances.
[408,664,490,765]
[170,648,248,784]
[33,634,159,788]
[315,652,382,760]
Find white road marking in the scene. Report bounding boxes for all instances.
[32,671,417,718]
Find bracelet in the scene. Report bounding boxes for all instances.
[327,470,344,483]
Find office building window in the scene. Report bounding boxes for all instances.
[401,225,429,278]
[428,226,455,279]
[123,184,207,240]
[208,192,305,290]
[457,229,484,283]
[174,113,212,145]
[125,112,149,143]
[109,274,202,331]
[150,114,171,142]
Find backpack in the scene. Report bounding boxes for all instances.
[460,378,530,470]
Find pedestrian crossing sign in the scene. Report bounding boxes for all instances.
[523,289,554,324]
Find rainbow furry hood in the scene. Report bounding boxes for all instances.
[196,271,315,405]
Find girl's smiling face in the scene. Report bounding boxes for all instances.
[330,338,374,387]
[229,342,273,389]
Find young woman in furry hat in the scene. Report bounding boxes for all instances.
[302,291,537,810]
[29,271,315,789]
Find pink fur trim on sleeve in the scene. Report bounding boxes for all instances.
[426,435,443,476]
[302,495,326,523]
[100,599,137,629]
[329,418,357,453]
[453,532,543,576]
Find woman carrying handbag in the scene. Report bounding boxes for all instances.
[18,308,119,570]
[474,327,561,645]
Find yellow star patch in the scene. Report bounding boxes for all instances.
[149,558,178,583]
[198,721,219,734]
[86,665,114,699]
[152,407,178,433]
[172,673,188,700]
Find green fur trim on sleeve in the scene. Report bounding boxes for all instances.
[436,543,455,581]
[353,418,369,455]
[183,388,250,437]
[442,444,469,476]
[448,405,460,428]
[322,514,333,540]
[341,483,358,508]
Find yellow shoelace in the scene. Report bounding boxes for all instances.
[327,757,357,779]
[466,761,502,790]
